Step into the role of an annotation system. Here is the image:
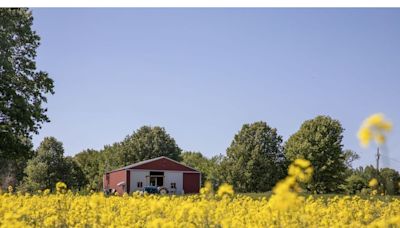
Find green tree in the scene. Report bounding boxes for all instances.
[181,151,229,189]
[20,137,87,192]
[95,126,182,189]
[379,168,400,195]
[342,149,360,185]
[181,151,209,184]
[350,166,400,195]
[64,156,88,190]
[207,154,229,189]
[284,115,347,193]
[0,138,33,189]
[120,126,182,165]
[225,121,286,192]
[0,9,54,161]
[344,173,368,194]
[74,149,102,190]
[343,149,360,169]
[100,142,126,173]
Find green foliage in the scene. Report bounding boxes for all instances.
[19,137,87,192]
[342,149,360,182]
[344,173,368,194]
[343,149,360,169]
[347,166,400,195]
[0,138,33,189]
[379,168,400,195]
[100,142,125,173]
[64,156,87,190]
[122,126,182,163]
[73,126,182,190]
[101,126,182,172]
[181,151,209,184]
[74,149,102,190]
[0,8,54,161]
[181,152,227,188]
[225,121,286,192]
[284,115,347,193]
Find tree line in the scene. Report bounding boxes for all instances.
[2,119,400,195]
[1,8,399,195]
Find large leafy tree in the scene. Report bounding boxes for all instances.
[20,137,87,192]
[119,126,182,165]
[100,142,126,172]
[284,115,347,193]
[99,126,182,178]
[74,149,102,190]
[225,121,286,192]
[0,8,54,160]
[64,156,87,190]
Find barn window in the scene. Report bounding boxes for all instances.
[170,183,176,189]
[137,182,143,188]
[149,171,164,187]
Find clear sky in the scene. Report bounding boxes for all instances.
[31,9,400,170]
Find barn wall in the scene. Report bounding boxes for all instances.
[132,158,195,171]
[105,170,126,195]
[183,173,200,194]
[130,170,148,193]
[164,171,183,194]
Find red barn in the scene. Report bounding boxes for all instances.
[103,156,201,195]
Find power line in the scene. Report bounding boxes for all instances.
[380,153,400,164]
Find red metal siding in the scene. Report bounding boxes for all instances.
[105,170,126,195]
[133,158,196,171]
[183,173,200,194]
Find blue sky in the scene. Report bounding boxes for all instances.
[31,9,400,170]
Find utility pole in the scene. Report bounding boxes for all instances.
[376,147,380,173]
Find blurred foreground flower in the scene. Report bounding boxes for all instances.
[217,183,234,197]
[269,158,313,211]
[56,182,67,194]
[357,113,392,147]
[369,178,378,188]
[200,181,213,196]
[43,189,51,195]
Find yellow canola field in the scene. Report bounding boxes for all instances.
[1,191,400,227]
[1,159,399,228]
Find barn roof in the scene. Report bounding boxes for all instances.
[106,156,200,173]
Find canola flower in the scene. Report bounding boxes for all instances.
[268,158,313,211]
[200,181,213,196]
[56,181,67,194]
[358,113,392,147]
[369,178,378,188]
[1,160,400,227]
[216,183,234,197]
